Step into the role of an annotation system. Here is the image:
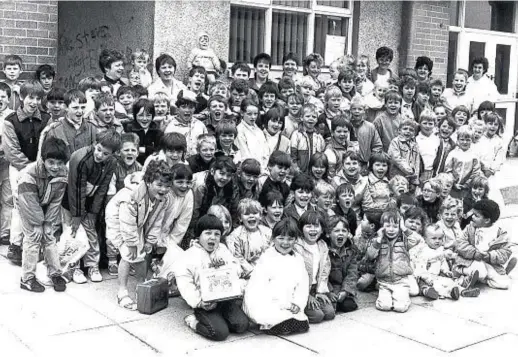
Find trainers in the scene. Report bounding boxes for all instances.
[506,257,517,275]
[450,286,460,300]
[184,314,198,331]
[461,270,479,289]
[20,277,45,293]
[108,263,119,276]
[0,235,9,245]
[7,244,22,266]
[51,276,67,292]
[72,268,87,284]
[422,286,439,300]
[461,287,480,298]
[88,267,103,282]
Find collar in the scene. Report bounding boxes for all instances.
[65,116,83,130]
[104,75,122,85]
[329,136,349,151]
[16,107,41,122]
[368,172,388,184]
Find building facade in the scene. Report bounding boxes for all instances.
[0,0,516,140]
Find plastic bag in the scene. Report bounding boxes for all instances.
[58,225,89,270]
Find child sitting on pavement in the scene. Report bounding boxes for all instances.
[367,210,414,313]
[455,199,516,290]
[175,214,249,341]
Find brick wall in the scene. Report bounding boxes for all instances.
[0,0,58,79]
[404,1,450,83]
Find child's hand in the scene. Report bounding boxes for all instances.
[473,251,484,261]
[328,292,338,303]
[201,301,217,311]
[337,291,350,302]
[33,225,43,240]
[316,293,332,306]
[442,271,454,278]
[288,303,300,314]
[307,295,321,310]
[144,242,153,254]
[128,246,138,260]
[70,217,82,237]
[212,257,225,268]
[454,183,464,190]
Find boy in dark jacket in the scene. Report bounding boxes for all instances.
[62,129,122,284]
[367,210,414,312]
[3,80,50,264]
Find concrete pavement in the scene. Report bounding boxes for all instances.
[2,159,518,356]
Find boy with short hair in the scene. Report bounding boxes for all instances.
[45,87,67,124]
[3,80,50,263]
[0,82,14,244]
[36,64,55,95]
[412,81,432,122]
[258,150,291,205]
[78,76,102,118]
[455,199,514,290]
[62,129,122,284]
[19,137,69,293]
[290,103,325,173]
[89,92,124,134]
[283,173,315,221]
[152,91,173,130]
[45,89,96,160]
[99,49,127,96]
[215,120,241,163]
[2,54,23,110]
[324,115,353,178]
[399,76,416,120]
[188,134,216,173]
[229,79,252,114]
[374,90,402,152]
[106,160,172,310]
[368,210,414,312]
[129,49,152,88]
[388,118,420,187]
[187,66,209,113]
[115,85,136,123]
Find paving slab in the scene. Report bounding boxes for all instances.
[346,305,502,352]
[28,324,159,357]
[186,334,317,357]
[451,333,518,356]
[284,314,447,356]
[0,289,114,345]
[0,324,35,357]
[120,306,255,354]
[64,273,150,325]
[0,257,22,294]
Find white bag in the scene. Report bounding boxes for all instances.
[58,225,89,269]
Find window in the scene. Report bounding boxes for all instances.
[229,0,353,66]
[463,1,515,33]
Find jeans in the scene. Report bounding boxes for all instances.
[193,300,249,341]
[0,176,13,238]
[62,208,100,268]
[9,166,22,246]
[21,224,61,282]
[305,289,336,324]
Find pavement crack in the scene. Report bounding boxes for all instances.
[448,332,508,353]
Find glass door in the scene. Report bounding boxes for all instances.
[457,30,517,143]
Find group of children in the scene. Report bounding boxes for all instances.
[0,42,516,341]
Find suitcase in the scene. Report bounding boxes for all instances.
[137,278,169,315]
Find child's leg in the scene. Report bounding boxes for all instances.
[219,300,250,334]
[304,295,325,324]
[405,275,420,297]
[357,273,376,291]
[21,228,42,282]
[81,214,100,269]
[8,166,22,246]
[392,280,411,313]
[0,176,13,241]
[117,259,132,298]
[484,263,510,290]
[106,238,119,266]
[318,297,336,320]
[133,260,148,286]
[41,228,62,278]
[463,261,488,282]
[193,306,230,341]
[375,282,393,311]
[336,296,358,313]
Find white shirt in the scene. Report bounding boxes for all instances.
[416,132,440,170]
